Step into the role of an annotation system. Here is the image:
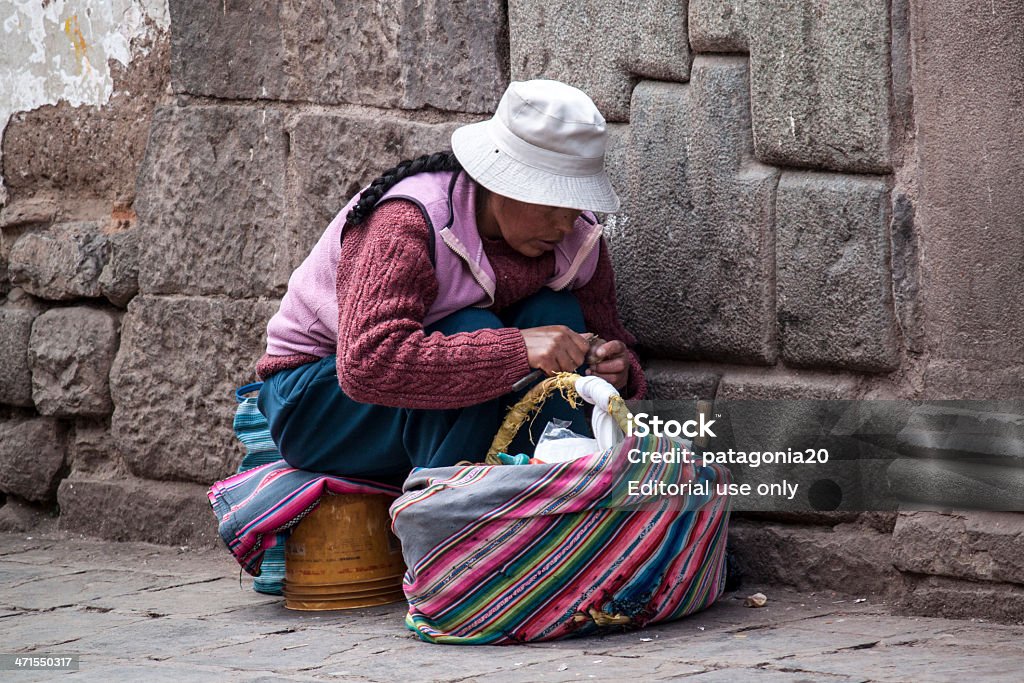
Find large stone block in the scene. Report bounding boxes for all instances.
[911,1,1024,370]
[140,106,465,299]
[98,227,140,308]
[0,197,58,231]
[68,420,127,478]
[689,0,748,51]
[289,112,464,261]
[398,0,509,112]
[0,305,39,407]
[509,0,691,122]
[610,59,779,363]
[896,404,1024,461]
[886,458,1024,511]
[170,0,507,114]
[169,2,295,102]
[0,232,9,297]
[29,307,120,417]
[3,219,35,295]
[776,173,899,372]
[57,476,220,548]
[892,511,1024,585]
[889,192,924,354]
[895,574,1024,624]
[643,361,720,401]
[0,497,53,534]
[0,418,66,503]
[714,371,864,491]
[689,0,892,173]
[713,374,897,515]
[8,221,110,300]
[717,369,861,400]
[739,511,860,526]
[109,296,278,484]
[135,105,289,297]
[602,124,631,218]
[921,361,1024,400]
[728,519,898,597]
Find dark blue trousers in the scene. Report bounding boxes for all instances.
[257,289,590,484]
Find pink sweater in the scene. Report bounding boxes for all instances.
[256,200,647,409]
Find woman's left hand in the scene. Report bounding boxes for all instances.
[585,339,630,390]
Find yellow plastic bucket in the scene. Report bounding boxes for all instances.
[283,493,406,611]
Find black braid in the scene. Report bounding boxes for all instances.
[346,151,463,227]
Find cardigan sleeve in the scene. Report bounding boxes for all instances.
[335,200,532,409]
[571,238,648,400]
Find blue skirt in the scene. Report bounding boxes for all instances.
[257,289,592,484]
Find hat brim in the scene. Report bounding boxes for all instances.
[451,121,621,213]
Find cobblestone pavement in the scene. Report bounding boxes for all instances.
[1,532,1022,682]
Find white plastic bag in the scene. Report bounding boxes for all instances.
[532,377,625,464]
[534,419,599,463]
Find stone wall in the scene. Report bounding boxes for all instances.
[0,0,173,537]
[1,0,1021,622]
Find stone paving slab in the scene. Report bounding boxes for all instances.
[1,532,1022,682]
[86,578,282,620]
[0,607,148,653]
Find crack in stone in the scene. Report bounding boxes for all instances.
[26,635,88,650]
[672,665,732,678]
[580,649,644,658]
[441,672,507,683]
[139,576,225,593]
[761,662,865,679]
[178,635,271,657]
[651,659,712,677]
[198,599,288,618]
[0,542,59,558]
[1,557,77,567]
[296,646,360,672]
[720,609,881,636]
[2,602,78,613]
[6,569,89,589]
[807,637,924,659]
[728,623,774,634]
[880,638,923,648]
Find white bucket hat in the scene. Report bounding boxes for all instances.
[451,80,620,213]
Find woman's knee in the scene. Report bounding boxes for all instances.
[258,359,409,478]
[504,288,585,332]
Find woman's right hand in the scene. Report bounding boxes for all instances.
[521,326,592,376]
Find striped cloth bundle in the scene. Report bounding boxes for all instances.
[391,432,731,644]
[232,383,287,594]
[210,458,400,578]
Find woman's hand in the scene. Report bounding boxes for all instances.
[586,339,630,390]
[521,326,592,376]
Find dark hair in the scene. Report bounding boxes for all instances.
[346,151,463,226]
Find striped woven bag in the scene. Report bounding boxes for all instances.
[232,383,287,595]
[390,374,732,644]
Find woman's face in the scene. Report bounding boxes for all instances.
[481,192,583,257]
